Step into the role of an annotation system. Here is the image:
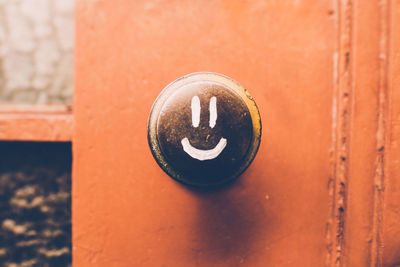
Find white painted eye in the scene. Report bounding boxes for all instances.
[209,96,217,128]
[191,96,200,127]
[191,95,218,128]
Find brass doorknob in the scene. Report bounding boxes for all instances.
[147,72,261,187]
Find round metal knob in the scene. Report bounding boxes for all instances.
[148,72,261,187]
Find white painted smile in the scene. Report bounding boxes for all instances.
[181,137,227,161]
[181,95,227,161]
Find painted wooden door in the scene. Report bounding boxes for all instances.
[73,1,400,266]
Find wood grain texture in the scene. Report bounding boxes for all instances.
[382,0,400,266]
[326,0,353,265]
[335,0,390,266]
[329,1,398,266]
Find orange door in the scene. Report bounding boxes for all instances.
[73,1,400,266]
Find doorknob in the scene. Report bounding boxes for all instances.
[147,72,261,187]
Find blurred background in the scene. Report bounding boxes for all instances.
[0,0,73,105]
[0,0,73,266]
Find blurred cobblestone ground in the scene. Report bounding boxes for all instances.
[0,142,71,266]
[0,0,74,104]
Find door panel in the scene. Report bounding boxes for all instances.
[74,0,398,266]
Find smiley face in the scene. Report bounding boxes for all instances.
[155,81,254,185]
[148,72,261,187]
[180,95,227,161]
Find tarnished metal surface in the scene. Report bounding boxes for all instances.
[148,72,261,186]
